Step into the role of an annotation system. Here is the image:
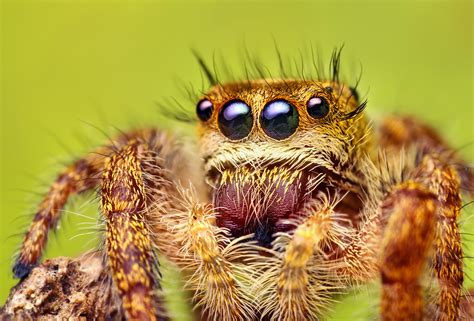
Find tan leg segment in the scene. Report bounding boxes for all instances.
[380,181,437,321]
[380,117,467,319]
[182,200,252,321]
[414,155,463,321]
[276,208,333,321]
[256,201,342,321]
[101,139,164,321]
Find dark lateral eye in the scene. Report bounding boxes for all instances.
[218,100,253,140]
[307,96,330,119]
[196,99,214,121]
[261,100,299,140]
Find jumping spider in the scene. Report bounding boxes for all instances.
[12,52,473,321]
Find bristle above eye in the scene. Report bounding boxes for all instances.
[192,49,217,86]
[329,45,344,84]
[156,98,197,124]
[343,99,368,120]
[349,86,360,102]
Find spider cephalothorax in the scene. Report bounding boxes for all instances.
[10,52,473,321]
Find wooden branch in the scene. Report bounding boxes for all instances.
[0,253,124,320]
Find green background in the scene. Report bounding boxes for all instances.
[1,0,473,320]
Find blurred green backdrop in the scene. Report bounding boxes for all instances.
[1,0,473,320]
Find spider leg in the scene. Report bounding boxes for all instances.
[336,115,466,285]
[13,128,181,320]
[379,181,437,321]
[258,199,346,321]
[379,116,466,319]
[12,129,162,279]
[13,149,104,278]
[339,154,465,320]
[101,138,167,321]
[169,190,255,321]
[413,155,463,321]
[275,207,335,320]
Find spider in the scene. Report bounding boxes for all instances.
[10,50,473,321]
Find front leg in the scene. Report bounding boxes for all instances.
[380,181,437,321]
[13,128,186,320]
[258,198,349,321]
[378,116,468,320]
[101,139,165,321]
[13,128,171,279]
[339,154,466,321]
[100,128,190,321]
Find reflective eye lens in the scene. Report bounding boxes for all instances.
[218,100,253,140]
[196,99,213,121]
[261,100,299,140]
[307,96,330,119]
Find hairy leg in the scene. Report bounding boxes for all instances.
[275,207,334,321]
[258,198,348,321]
[100,129,187,321]
[101,138,166,321]
[379,116,466,320]
[332,115,454,284]
[379,181,437,321]
[13,129,181,279]
[13,149,104,278]
[168,190,254,321]
[13,128,184,320]
[342,158,464,320]
[413,155,463,321]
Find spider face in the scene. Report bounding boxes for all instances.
[196,79,368,246]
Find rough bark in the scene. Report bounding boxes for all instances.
[0,253,124,321]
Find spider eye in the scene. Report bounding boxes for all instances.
[196,99,213,122]
[218,100,253,140]
[307,96,330,119]
[261,100,299,140]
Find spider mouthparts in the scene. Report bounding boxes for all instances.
[213,166,309,247]
[252,222,276,247]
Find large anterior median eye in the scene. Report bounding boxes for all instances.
[261,100,299,140]
[307,96,330,119]
[218,100,253,140]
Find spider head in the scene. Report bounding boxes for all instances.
[196,79,370,247]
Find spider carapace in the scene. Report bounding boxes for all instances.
[12,62,473,321]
